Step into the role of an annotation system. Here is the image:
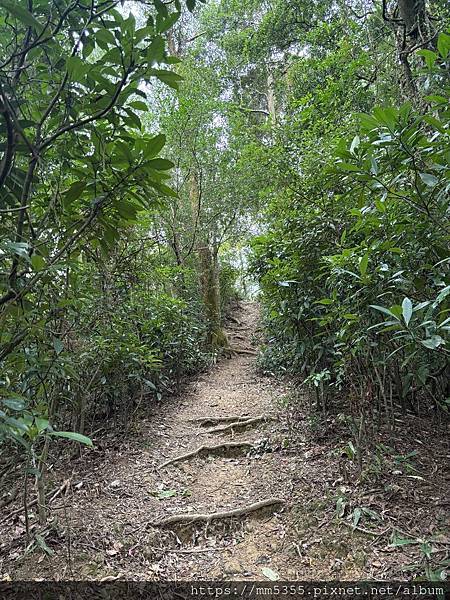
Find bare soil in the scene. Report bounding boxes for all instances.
[0,303,449,581]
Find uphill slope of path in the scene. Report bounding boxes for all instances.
[2,302,445,581]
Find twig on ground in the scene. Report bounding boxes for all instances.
[0,479,71,525]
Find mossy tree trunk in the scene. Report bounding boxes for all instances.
[198,244,228,348]
[190,171,228,349]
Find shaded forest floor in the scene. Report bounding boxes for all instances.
[1,303,449,581]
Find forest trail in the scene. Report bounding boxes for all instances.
[2,303,446,581]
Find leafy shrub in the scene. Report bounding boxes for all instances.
[252,37,450,418]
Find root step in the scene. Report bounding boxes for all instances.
[159,441,256,469]
[153,497,285,528]
[201,416,270,435]
[189,415,251,427]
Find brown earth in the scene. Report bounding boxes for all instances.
[0,303,449,581]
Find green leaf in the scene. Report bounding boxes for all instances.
[129,100,148,112]
[437,32,450,59]
[416,49,437,69]
[147,36,165,65]
[66,56,87,81]
[7,242,30,260]
[337,162,360,172]
[186,0,196,12]
[149,69,183,89]
[402,297,413,326]
[359,253,369,277]
[49,431,93,446]
[150,488,177,499]
[31,254,46,271]
[419,173,438,187]
[156,11,179,34]
[421,336,444,350]
[150,181,178,197]
[65,181,86,203]
[391,535,416,547]
[1,397,26,411]
[369,305,400,321]
[53,338,64,355]
[0,0,43,31]
[146,158,174,170]
[144,134,166,159]
[350,136,360,154]
[352,507,362,527]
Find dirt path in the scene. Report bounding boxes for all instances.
[1,303,449,581]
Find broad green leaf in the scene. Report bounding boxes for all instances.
[147,36,165,65]
[390,535,416,547]
[402,297,413,326]
[144,134,166,159]
[421,336,444,350]
[31,254,46,271]
[1,397,26,411]
[337,162,359,172]
[359,254,369,276]
[129,100,148,112]
[66,56,87,80]
[437,32,450,59]
[352,507,362,526]
[65,181,86,203]
[49,431,93,446]
[150,488,177,499]
[53,338,64,355]
[156,11,179,34]
[416,49,437,69]
[369,305,400,321]
[35,417,49,433]
[149,69,183,89]
[350,136,360,154]
[146,158,174,170]
[0,0,43,31]
[419,173,438,187]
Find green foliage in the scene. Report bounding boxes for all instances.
[252,36,450,416]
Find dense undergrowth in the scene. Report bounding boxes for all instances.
[0,0,449,548]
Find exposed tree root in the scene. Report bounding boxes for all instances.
[159,441,256,469]
[229,347,257,356]
[153,497,285,528]
[201,416,269,435]
[189,415,251,427]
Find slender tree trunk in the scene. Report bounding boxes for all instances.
[189,172,228,349]
[267,67,277,124]
[198,245,227,348]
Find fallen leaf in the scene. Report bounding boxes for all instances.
[262,567,279,581]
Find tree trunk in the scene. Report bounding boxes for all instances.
[189,172,228,349]
[267,68,277,124]
[198,245,228,348]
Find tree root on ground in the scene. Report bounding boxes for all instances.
[201,416,269,435]
[229,347,257,356]
[189,415,251,427]
[153,497,285,528]
[159,441,256,469]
